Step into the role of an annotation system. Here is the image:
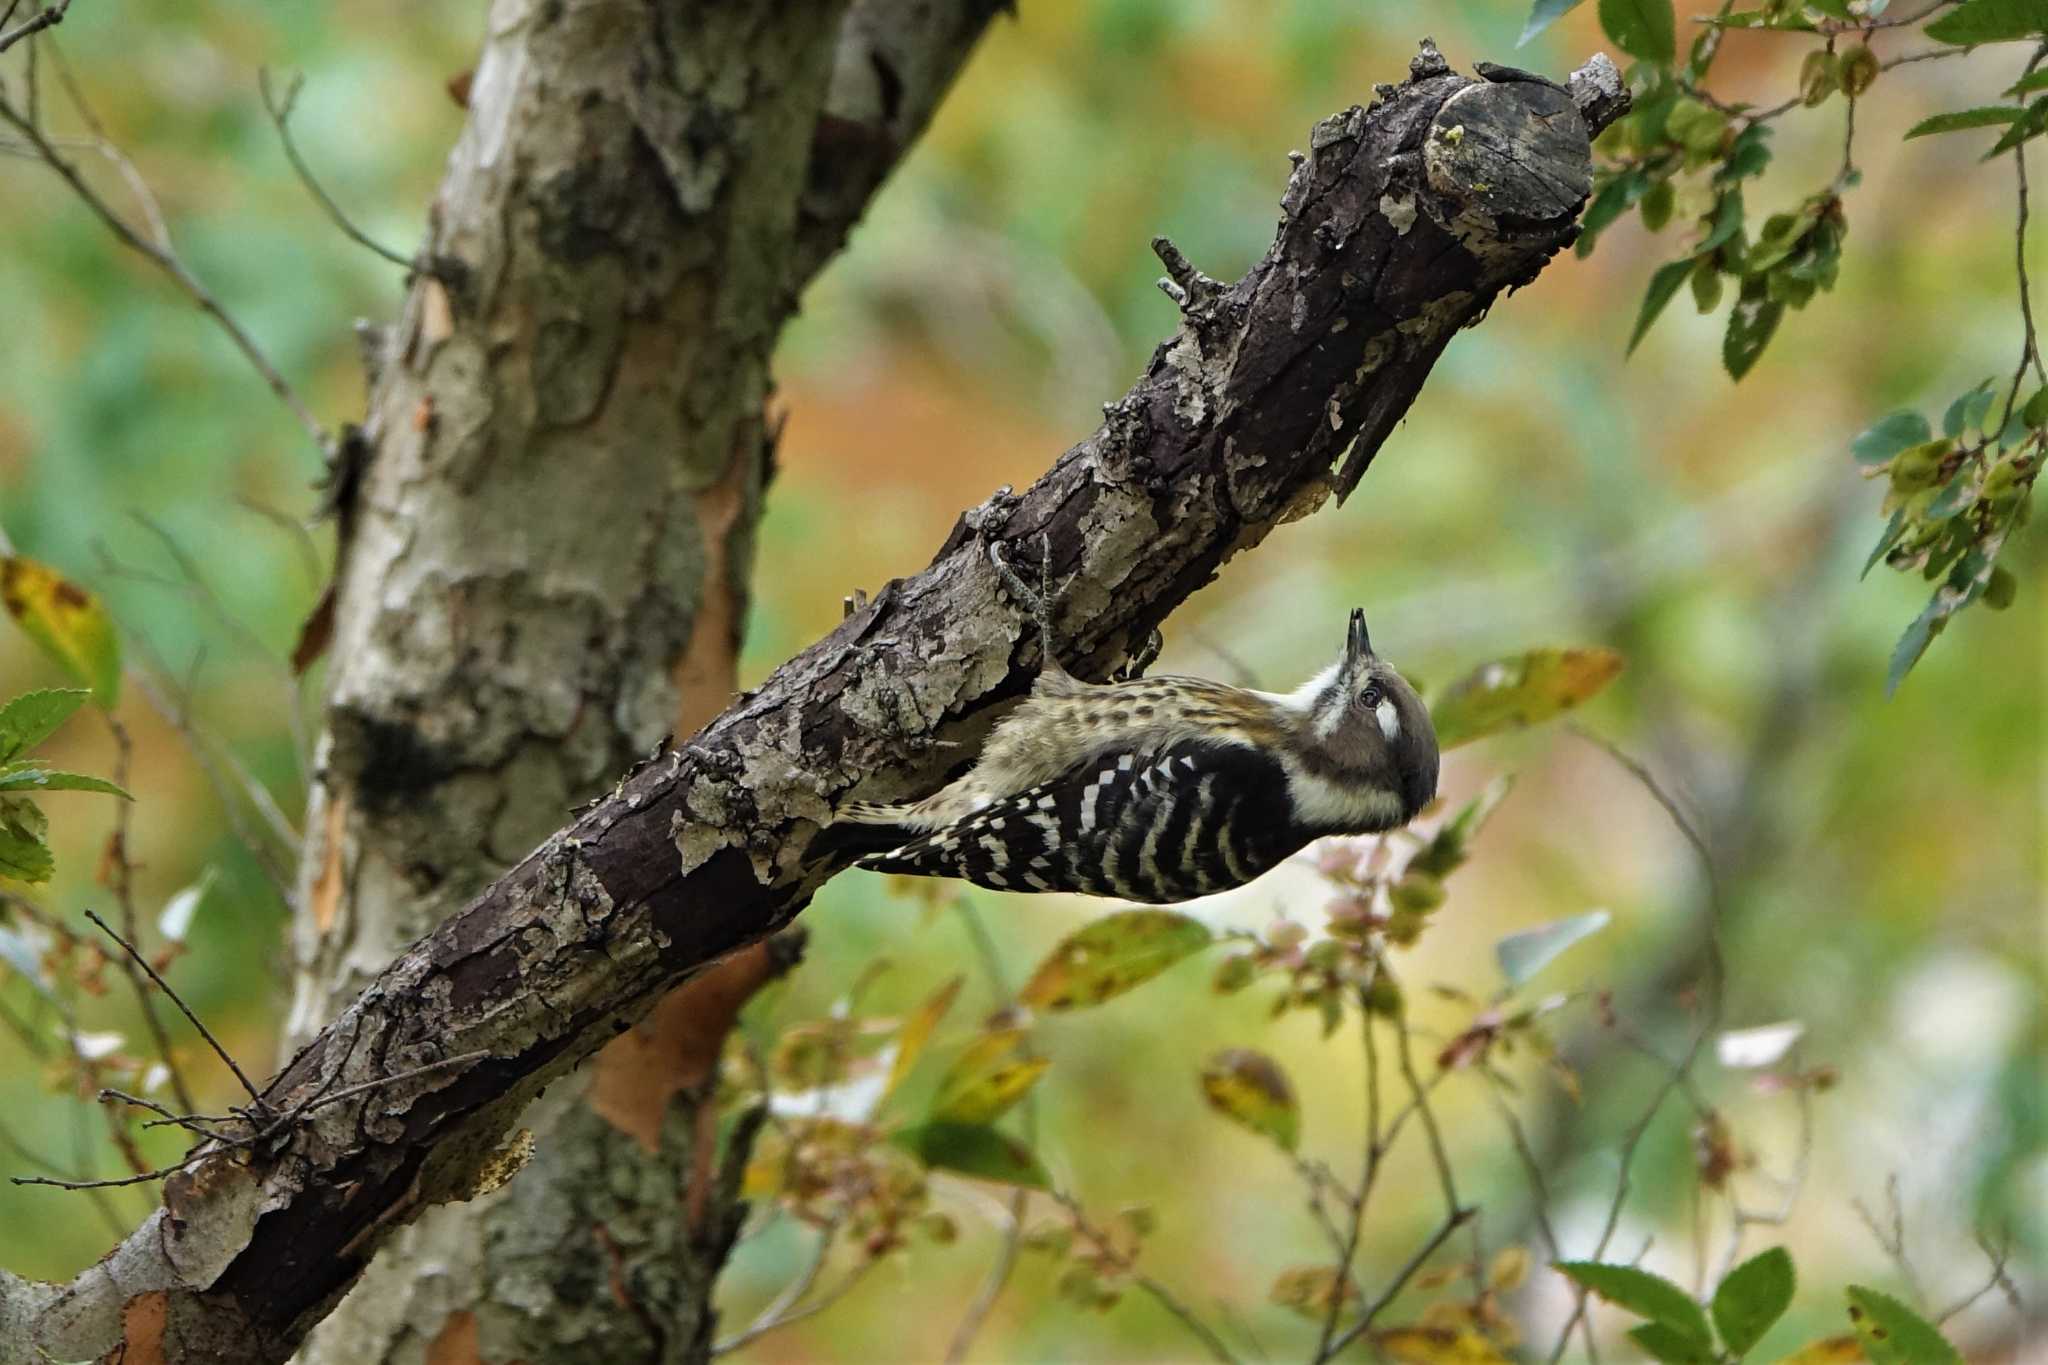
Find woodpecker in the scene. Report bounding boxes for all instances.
[832,543,1439,904]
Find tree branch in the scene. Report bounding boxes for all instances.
[0,45,1624,1364]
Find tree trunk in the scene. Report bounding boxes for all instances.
[287,2,994,1361]
[0,43,1626,1364]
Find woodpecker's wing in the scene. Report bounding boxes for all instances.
[856,737,1304,904]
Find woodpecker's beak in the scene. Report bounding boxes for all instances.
[1346,609,1372,667]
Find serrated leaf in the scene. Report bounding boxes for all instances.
[1556,1262,1712,1348]
[1628,1321,1716,1363]
[1724,280,1783,380]
[0,690,89,764]
[1496,910,1611,988]
[1845,1286,1961,1364]
[1713,1246,1795,1355]
[891,1121,1050,1189]
[1852,411,1932,466]
[1408,775,1514,879]
[1885,599,1943,697]
[158,868,216,944]
[1986,98,2048,155]
[1904,107,2020,138]
[0,765,131,799]
[1924,0,2048,45]
[1629,258,1697,354]
[1519,0,1588,46]
[1430,647,1625,750]
[1861,510,1908,581]
[1374,1325,1514,1363]
[0,820,55,884]
[1199,1048,1300,1151]
[885,974,963,1102]
[930,1028,1049,1125]
[1600,0,1676,63]
[1,558,121,708]
[1018,909,1212,1011]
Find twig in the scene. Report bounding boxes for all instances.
[1319,1205,1476,1361]
[97,1088,241,1143]
[1937,1231,2022,1324]
[1053,1190,1238,1365]
[101,715,199,1116]
[0,0,70,57]
[81,908,265,1106]
[710,1226,878,1357]
[257,69,419,273]
[1852,1173,1926,1306]
[0,87,330,456]
[1314,981,1384,1361]
[1999,46,2048,431]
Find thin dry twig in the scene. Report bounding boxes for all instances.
[82,907,264,1105]
[0,85,330,456]
[0,0,71,57]
[1937,1231,2023,1324]
[709,1223,879,1357]
[257,68,422,275]
[1320,1205,1477,1361]
[1053,1190,1238,1365]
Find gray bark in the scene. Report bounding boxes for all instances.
[0,43,1624,1364]
[287,1,997,1361]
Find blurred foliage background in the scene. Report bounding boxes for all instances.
[0,0,2039,1359]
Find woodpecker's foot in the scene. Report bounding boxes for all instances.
[988,534,1069,669]
[1113,627,1164,682]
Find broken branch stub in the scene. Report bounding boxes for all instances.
[4,46,1624,1365]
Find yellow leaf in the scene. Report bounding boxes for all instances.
[1,557,121,708]
[930,1028,1048,1125]
[1269,1265,1356,1318]
[1488,1245,1531,1293]
[1018,909,1213,1011]
[1429,647,1624,750]
[1199,1048,1300,1151]
[885,974,963,1102]
[1375,1325,1513,1364]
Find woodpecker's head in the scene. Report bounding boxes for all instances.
[1288,610,1439,829]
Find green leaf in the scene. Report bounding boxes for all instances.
[1699,188,1746,253]
[1852,411,1932,465]
[1497,910,1611,988]
[1627,1322,1716,1364]
[1861,509,1908,580]
[1985,98,2048,155]
[1556,1262,1713,1350]
[1713,1247,1795,1356]
[1723,280,1783,380]
[1599,0,1677,62]
[1943,377,1997,436]
[891,1121,1050,1189]
[0,819,54,885]
[1805,0,1854,16]
[1885,599,1942,697]
[1408,775,1514,879]
[2008,68,2048,95]
[1924,0,2048,45]
[1629,258,1697,354]
[1905,106,2022,138]
[930,1028,1050,1124]
[1520,0,1588,46]
[1018,909,1212,1011]
[2022,385,2048,427]
[1429,647,1626,750]
[1845,1286,1962,1364]
[1199,1048,1300,1151]
[0,689,89,764]
[0,765,132,798]
[1,558,121,708]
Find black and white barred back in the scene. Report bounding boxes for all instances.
[859,737,1304,903]
[835,602,1440,905]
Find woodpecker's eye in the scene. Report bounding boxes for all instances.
[1358,682,1385,709]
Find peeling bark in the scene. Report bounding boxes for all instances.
[0,47,1623,1365]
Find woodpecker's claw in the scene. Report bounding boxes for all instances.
[988,534,1067,670]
